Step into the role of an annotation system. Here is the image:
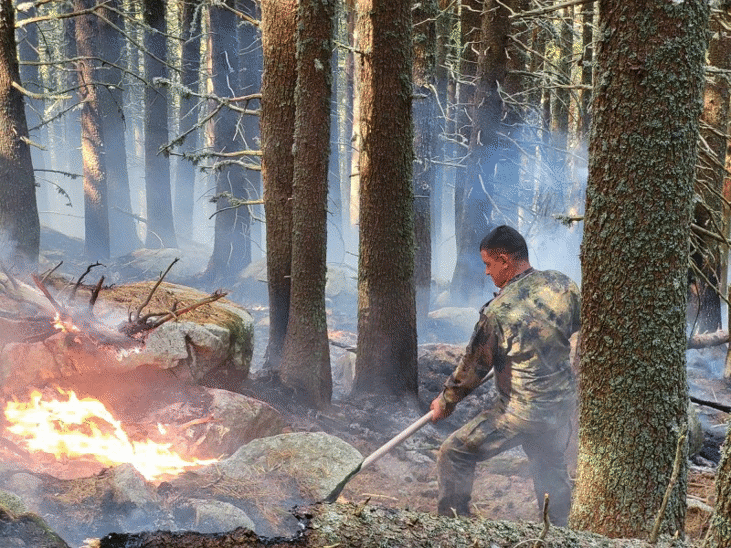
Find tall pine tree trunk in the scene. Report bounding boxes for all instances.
[75,0,110,261]
[570,0,709,537]
[261,0,297,372]
[353,0,417,396]
[279,0,334,409]
[0,0,38,268]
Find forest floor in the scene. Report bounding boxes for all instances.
[34,229,730,546]
[241,305,728,547]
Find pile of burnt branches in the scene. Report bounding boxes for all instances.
[0,258,226,351]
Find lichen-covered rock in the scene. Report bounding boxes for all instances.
[167,432,364,537]
[215,432,363,501]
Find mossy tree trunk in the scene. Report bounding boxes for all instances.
[279,0,334,409]
[0,0,39,269]
[261,0,297,373]
[570,0,709,538]
[353,0,417,396]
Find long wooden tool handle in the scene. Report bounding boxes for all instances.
[360,410,434,471]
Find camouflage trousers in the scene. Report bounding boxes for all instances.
[437,405,573,526]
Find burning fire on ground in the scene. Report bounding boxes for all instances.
[3,388,218,482]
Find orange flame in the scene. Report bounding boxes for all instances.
[4,388,217,482]
[52,312,80,333]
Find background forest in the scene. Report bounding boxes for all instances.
[1,0,731,544]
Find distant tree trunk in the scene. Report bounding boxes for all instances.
[0,0,38,268]
[570,0,709,538]
[15,3,46,213]
[143,0,177,249]
[352,0,417,396]
[173,0,202,243]
[551,4,572,205]
[334,0,354,258]
[704,429,731,547]
[206,0,251,283]
[452,0,513,305]
[279,0,334,409]
[688,8,729,336]
[412,0,438,331]
[501,0,527,228]
[451,0,483,305]
[99,0,141,256]
[75,0,110,261]
[577,0,594,142]
[261,0,297,372]
[236,0,263,260]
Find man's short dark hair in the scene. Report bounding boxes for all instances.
[479,225,529,261]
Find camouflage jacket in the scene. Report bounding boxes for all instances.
[441,268,581,429]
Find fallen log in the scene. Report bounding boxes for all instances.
[98,503,695,548]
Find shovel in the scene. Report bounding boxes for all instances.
[323,370,495,503]
[323,409,435,503]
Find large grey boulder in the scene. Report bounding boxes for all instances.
[168,432,363,538]
[215,432,363,501]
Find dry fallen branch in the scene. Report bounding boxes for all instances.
[649,423,687,544]
[130,258,180,323]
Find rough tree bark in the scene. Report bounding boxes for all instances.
[261,0,297,372]
[570,0,709,538]
[143,0,177,249]
[0,0,39,269]
[352,0,417,396]
[75,0,110,261]
[279,0,334,409]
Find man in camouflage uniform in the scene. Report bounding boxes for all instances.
[430,225,580,526]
